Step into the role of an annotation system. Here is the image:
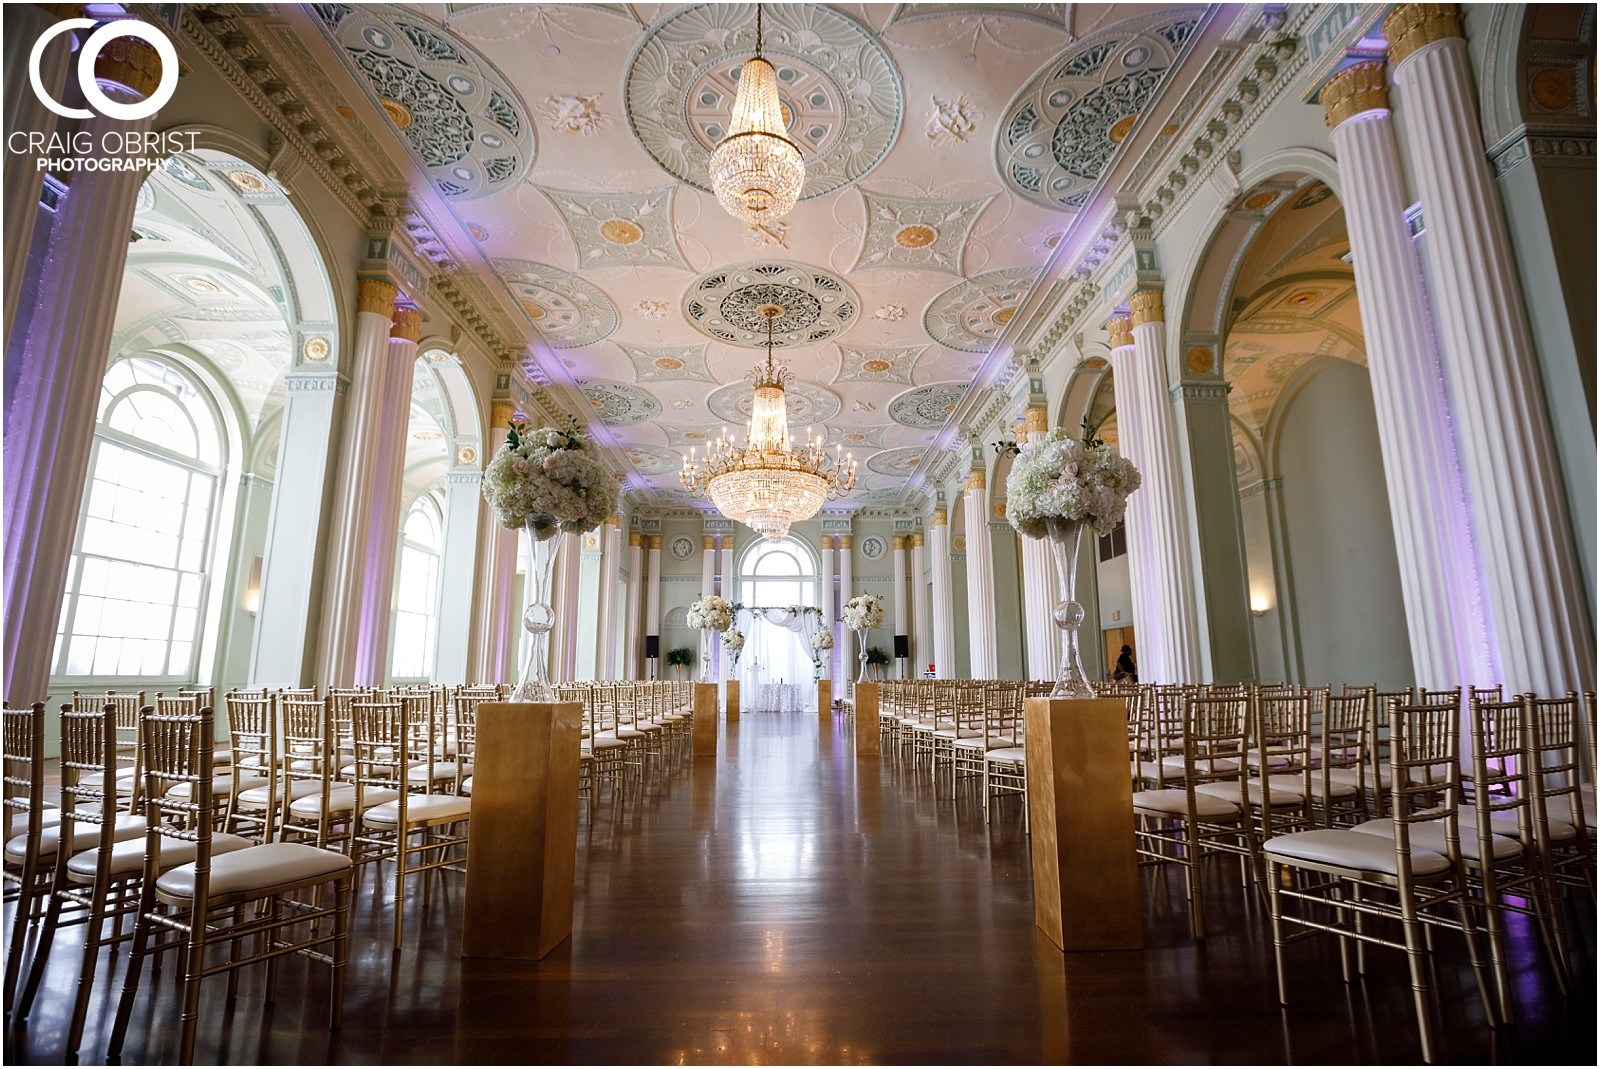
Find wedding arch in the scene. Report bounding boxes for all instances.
[730,537,826,712]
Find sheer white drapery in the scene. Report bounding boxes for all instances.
[731,605,823,711]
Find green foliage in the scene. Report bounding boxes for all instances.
[865,646,891,666]
[665,647,694,667]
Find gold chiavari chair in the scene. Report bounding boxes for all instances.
[72,690,145,812]
[1523,691,1595,899]
[3,703,53,1009]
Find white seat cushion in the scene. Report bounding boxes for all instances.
[5,813,146,861]
[984,746,1027,766]
[1539,794,1594,833]
[407,761,469,784]
[288,784,400,817]
[1349,817,1525,862]
[78,768,138,791]
[1261,774,1360,801]
[237,780,325,807]
[1264,828,1450,877]
[166,773,270,802]
[67,832,253,881]
[156,842,351,900]
[459,776,473,795]
[1455,806,1576,843]
[1196,779,1300,808]
[1132,788,1241,820]
[362,794,471,829]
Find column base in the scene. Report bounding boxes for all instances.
[854,682,880,757]
[691,682,718,758]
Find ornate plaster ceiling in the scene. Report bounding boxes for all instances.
[304,3,1218,511]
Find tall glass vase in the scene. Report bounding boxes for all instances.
[1043,516,1095,700]
[511,514,562,702]
[855,638,869,684]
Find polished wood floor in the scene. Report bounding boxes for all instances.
[6,709,1595,1065]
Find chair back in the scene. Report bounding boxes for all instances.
[1182,694,1250,797]
[134,706,217,896]
[2,703,48,858]
[1386,698,1466,878]
[1524,691,1591,846]
[1320,691,1371,819]
[56,703,124,885]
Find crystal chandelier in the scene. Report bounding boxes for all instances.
[682,307,857,541]
[708,4,805,225]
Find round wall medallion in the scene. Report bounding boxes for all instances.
[303,337,330,362]
[860,535,885,560]
[671,536,695,561]
[457,445,478,465]
[993,501,1008,518]
[953,535,967,552]
[1185,346,1213,373]
[683,261,859,349]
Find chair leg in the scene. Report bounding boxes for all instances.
[3,855,42,1008]
[107,906,155,1058]
[330,875,350,1030]
[64,892,113,1054]
[1266,859,1290,1006]
[14,882,64,1020]
[1400,901,1438,1064]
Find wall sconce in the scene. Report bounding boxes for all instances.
[244,556,262,616]
[1249,592,1270,616]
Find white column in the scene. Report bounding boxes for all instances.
[644,534,662,679]
[819,536,836,677]
[597,516,620,679]
[721,535,737,678]
[1126,292,1203,683]
[433,470,482,684]
[1106,319,1162,680]
[472,516,517,685]
[701,535,718,678]
[624,531,643,679]
[1018,410,1060,681]
[3,55,158,704]
[892,536,909,679]
[1385,4,1593,694]
[838,534,855,679]
[316,280,399,686]
[556,531,582,682]
[1322,61,1494,688]
[929,511,957,679]
[911,532,931,679]
[362,309,421,684]
[963,471,998,678]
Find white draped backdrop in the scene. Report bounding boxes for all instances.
[729,606,824,712]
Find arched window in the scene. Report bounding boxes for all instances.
[738,537,819,609]
[54,356,225,679]
[390,493,443,681]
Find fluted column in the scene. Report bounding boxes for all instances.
[3,44,160,704]
[624,531,643,679]
[1018,406,1059,680]
[701,535,718,677]
[963,468,998,678]
[820,536,837,677]
[359,304,420,684]
[555,531,582,682]
[1322,60,1494,688]
[1125,291,1202,683]
[644,534,662,678]
[4,5,70,344]
[911,533,930,678]
[838,535,855,680]
[720,535,736,679]
[597,516,620,679]
[892,536,909,678]
[1384,4,1593,693]
[929,511,956,679]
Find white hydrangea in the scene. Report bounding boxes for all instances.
[721,628,745,652]
[1004,428,1141,539]
[482,420,620,533]
[842,593,884,632]
[687,594,733,632]
[811,629,834,651]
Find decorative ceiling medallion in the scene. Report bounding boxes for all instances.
[625,3,902,201]
[706,379,841,427]
[826,424,889,448]
[927,94,981,145]
[619,343,716,384]
[1292,182,1335,210]
[223,169,270,194]
[543,93,607,135]
[662,425,715,448]
[539,185,690,270]
[872,303,908,322]
[888,383,971,428]
[996,10,1203,211]
[302,337,331,362]
[579,380,661,426]
[852,191,995,275]
[493,259,619,348]
[314,5,534,198]
[1242,190,1278,211]
[866,446,928,476]
[923,267,1042,353]
[833,344,925,385]
[624,445,684,476]
[635,299,669,320]
[457,445,478,465]
[682,261,859,349]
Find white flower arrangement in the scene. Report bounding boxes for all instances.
[811,629,834,651]
[482,417,620,534]
[1004,425,1141,539]
[842,593,884,632]
[687,594,733,633]
[721,628,745,653]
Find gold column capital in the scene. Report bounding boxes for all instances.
[1024,406,1048,435]
[647,535,661,550]
[912,532,925,548]
[702,535,716,550]
[93,31,164,100]
[1129,288,1165,328]
[605,515,621,527]
[1322,61,1389,128]
[1383,4,1464,66]
[821,535,834,550]
[390,306,423,344]
[930,509,948,528]
[488,401,517,433]
[1106,315,1134,349]
[966,469,986,492]
[892,535,908,551]
[357,278,399,316]
[629,532,643,547]
[839,535,853,550]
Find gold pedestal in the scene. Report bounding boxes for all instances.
[854,682,880,757]
[1024,697,1141,951]
[726,679,740,720]
[461,701,581,960]
[691,682,718,758]
[817,680,831,720]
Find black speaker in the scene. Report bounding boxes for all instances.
[893,635,909,659]
[644,635,660,659]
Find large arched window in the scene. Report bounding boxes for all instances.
[390,492,443,681]
[54,356,225,679]
[738,537,819,609]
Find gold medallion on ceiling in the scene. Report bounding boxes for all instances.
[991,306,1017,326]
[895,225,938,248]
[1185,346,1213,374]
[380,98,413,129]
[521,302,547,320]
[1243,191,1277,211]
[1531,68,1574,111]
[600,218,644,245]
[862,359,892,373]
[1289,291,1319,306]
[224,170,268,194]
[654,357,685,371]
[1108,115,1138,143]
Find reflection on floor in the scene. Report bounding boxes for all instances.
[6,709,1594,1065]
